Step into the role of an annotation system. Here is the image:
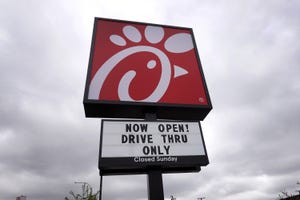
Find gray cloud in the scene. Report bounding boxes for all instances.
[1,0,299,200]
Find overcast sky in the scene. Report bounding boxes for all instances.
[1,0,300,200]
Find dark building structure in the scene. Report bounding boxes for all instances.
[281,194,300,200]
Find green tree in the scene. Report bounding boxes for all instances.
[278,181,300,200]
[65,182,99,200]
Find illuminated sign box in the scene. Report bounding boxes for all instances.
[99,120,209,175]
[83,18,212,120]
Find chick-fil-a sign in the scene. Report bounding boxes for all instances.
[84,18,212,120]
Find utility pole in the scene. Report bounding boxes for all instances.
[293,182,300,198]
[74,181,89,199]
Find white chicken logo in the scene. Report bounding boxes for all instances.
[88,25,194,102]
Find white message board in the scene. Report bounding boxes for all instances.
[99,120,208,174]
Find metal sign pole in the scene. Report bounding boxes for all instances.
[99,172,103,200]
[148,169,164,200]
[145,113,164,200]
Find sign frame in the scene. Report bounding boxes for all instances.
[83,17,212,120]
[98,119,209,175]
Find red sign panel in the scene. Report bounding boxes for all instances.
[84,18,212,120]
